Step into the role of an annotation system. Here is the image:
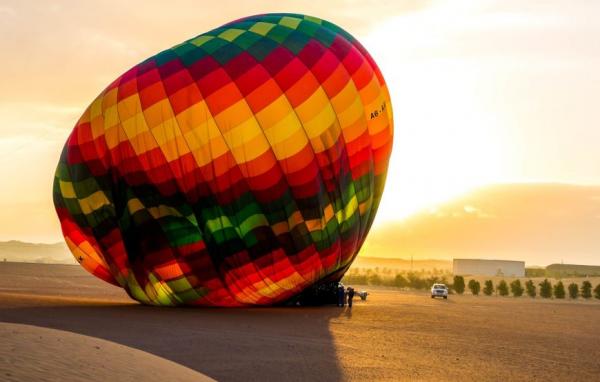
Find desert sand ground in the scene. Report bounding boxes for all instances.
[0,263,599,381]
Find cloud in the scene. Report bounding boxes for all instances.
[76,27,142,59]
[0,102,80,141]
[0,5,16,19]
[367,184,600,266]
[463,205,496,218]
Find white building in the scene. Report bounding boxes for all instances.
[453,259,525,277]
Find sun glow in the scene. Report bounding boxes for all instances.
[362,6,509,224]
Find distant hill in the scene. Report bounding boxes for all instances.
[545,263,600,277]
[361,183,600,266]
[351,256,451,271]
[0,240,74,264]
[5,183,600,267]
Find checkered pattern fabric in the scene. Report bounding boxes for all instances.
[53,14,393,306]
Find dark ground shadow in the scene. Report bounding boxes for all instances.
[0,264,345,382]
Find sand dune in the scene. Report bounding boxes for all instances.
[0,241,73,264]
[1,262,599,381]
[0,323,213,382]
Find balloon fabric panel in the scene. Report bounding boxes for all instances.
[53,13,393,306]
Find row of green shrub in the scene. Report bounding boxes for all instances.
[453,276,600,299]
[341,269,600,300]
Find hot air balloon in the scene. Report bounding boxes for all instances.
[53,13,393,306]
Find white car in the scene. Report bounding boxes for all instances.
[431,284,448,299]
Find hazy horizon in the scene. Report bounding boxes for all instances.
[3,183,600,267]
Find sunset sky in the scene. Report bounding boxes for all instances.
[1,0,599,258]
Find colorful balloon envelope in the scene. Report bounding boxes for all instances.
[53,13,393,306]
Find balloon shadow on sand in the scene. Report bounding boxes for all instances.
[0,295,346,381]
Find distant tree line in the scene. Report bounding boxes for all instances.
[342,268,600,301]
[525,265,600,279]
[342,267,452,290]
